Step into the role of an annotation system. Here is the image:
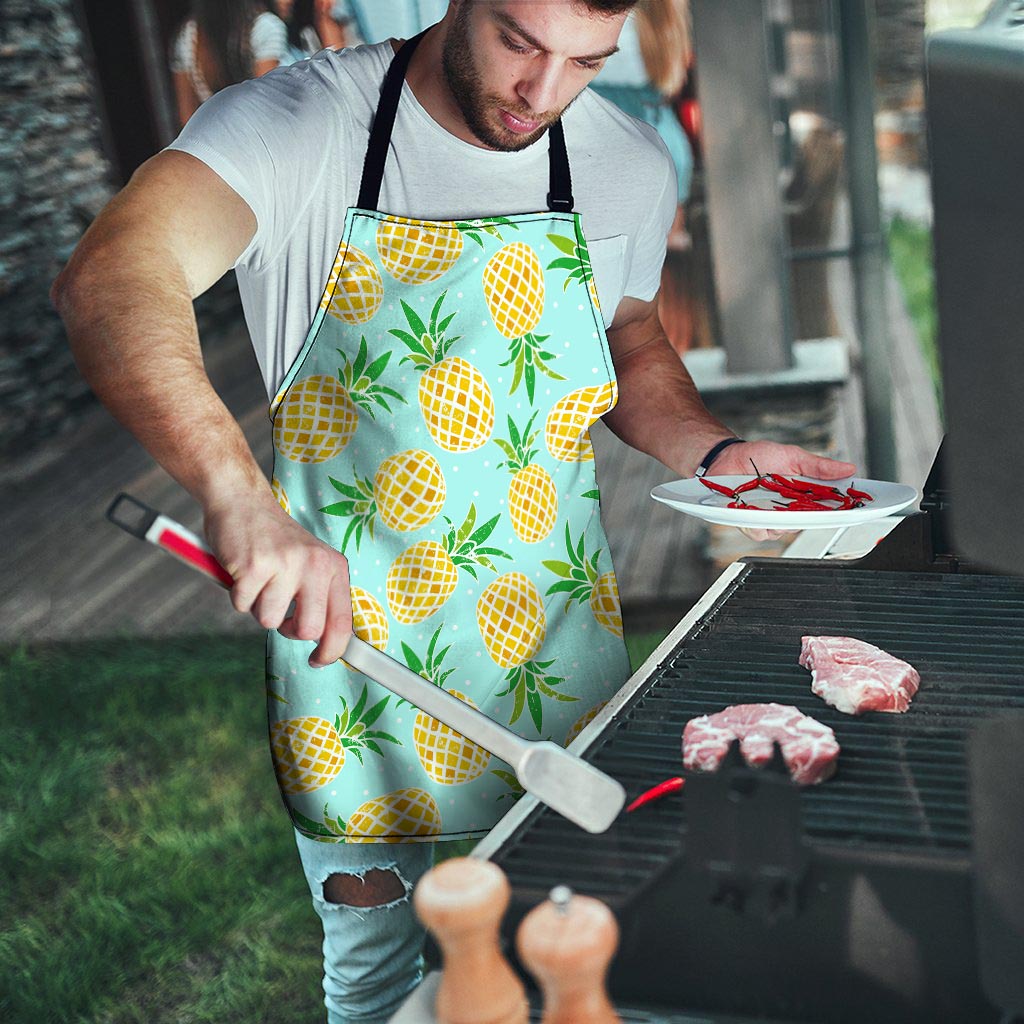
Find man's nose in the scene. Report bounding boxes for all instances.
[517,62,561,116]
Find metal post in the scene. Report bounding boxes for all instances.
[690,0,794,374]
[837,1,899,480]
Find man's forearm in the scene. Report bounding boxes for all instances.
[603,332,734,478]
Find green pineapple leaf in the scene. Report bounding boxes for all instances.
[546,233,579,256]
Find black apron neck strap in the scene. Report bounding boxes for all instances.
[357,30,575,215]
[546,119,574,213]
[357,29,427,212]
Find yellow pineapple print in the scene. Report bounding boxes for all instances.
[321,244,384,324]
[273,375,357,464]
[545,381,618,463]
[565,701,608,745]
[484,242,565,403]
[476,571,547,668]
[543,524,623,638]
[269,684,399,795]
[344,787,443,843]
[389,290,495,452]
[402,625,491,785]
[271,476,290,515]
[289,789,443,843]
[376,216,464,284]
[274,337,406,464]
[494,413,557,543]
[321,449,446,552]
[349,587,389,651]
[386,505,511,624]
[478,572,579,733]
[483,242,545,339]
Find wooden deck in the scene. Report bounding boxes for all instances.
[3,248,940,645]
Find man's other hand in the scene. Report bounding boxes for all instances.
[204,495,352,667]
[708,440,858,543]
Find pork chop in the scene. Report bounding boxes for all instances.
[682,703,840,786]
[799,636,920,716]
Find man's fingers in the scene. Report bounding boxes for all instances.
[795,453,857,480]
[309,571,353,668]
[250,575,299,630]
[286,582,329,644]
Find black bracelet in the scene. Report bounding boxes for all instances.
[695,437,745,478]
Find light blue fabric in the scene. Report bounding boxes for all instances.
[294,831,436,1023]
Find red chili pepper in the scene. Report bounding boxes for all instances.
[698,477,737,498]
[847,486,873,501]
[778,498,835,511]
[734,478,762,494]
[772,473,844,498]
[626,776,685,813]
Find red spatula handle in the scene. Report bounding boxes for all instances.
[106,492,234,588]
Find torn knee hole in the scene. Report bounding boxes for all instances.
[323,868,406,908]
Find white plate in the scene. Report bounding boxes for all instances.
[650,476,920,530]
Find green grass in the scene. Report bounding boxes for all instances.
[1,629,666,1022]
[887,216,941,404]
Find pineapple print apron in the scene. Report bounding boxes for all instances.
[267,31,631,843]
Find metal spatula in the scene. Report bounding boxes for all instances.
[106,493,626,834]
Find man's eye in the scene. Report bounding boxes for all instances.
[576,59,601,71]
[501,34,531,54]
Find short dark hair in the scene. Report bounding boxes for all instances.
[579,0,640,13]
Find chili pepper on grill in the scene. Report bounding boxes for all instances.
[698,477,738,498]
[625,776,685,813]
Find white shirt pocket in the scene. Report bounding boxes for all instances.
[587,234,628,329]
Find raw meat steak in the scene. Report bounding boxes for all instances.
[799,636,920,716]
[682,703,840,786]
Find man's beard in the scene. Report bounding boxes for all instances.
[441,4,559,151]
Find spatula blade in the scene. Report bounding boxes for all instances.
[518,741,625,834]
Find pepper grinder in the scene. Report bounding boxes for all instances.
[516,885,621,1024]
[413,857,528,1024]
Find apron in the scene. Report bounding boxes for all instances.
[266,31,631,843]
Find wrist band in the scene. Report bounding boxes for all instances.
[695,437,745,478]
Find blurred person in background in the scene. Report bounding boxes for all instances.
[592,0,693,242]
[276,0,350,62]
[171,0,289,126]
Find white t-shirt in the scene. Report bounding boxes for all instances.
[169,40,677,398]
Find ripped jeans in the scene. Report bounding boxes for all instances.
[294,830,437,1024]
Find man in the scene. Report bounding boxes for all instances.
[52,2,855,1020]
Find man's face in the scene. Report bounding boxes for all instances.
[442,1,627,151]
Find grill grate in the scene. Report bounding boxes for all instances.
[493,564,1024,902]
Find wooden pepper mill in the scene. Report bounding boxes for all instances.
[413,856,528,1024]
[516,885,621,1024]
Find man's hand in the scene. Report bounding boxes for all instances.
[204,493,352,667]
[707,440,857,542]
[708,439,855,482]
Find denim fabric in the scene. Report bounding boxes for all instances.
[294,831,436,1023]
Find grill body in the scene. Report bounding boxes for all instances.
[483,558,1024,1022]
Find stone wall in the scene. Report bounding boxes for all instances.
[0,0,116,460]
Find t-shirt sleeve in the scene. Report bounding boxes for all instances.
[166,65,342,272]
[251,12,288,63]
[623,129,678,302]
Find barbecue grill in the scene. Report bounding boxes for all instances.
[468,10,1024,1022]
[477,464,1023,1021]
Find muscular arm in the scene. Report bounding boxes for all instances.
[51,150,352,663]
